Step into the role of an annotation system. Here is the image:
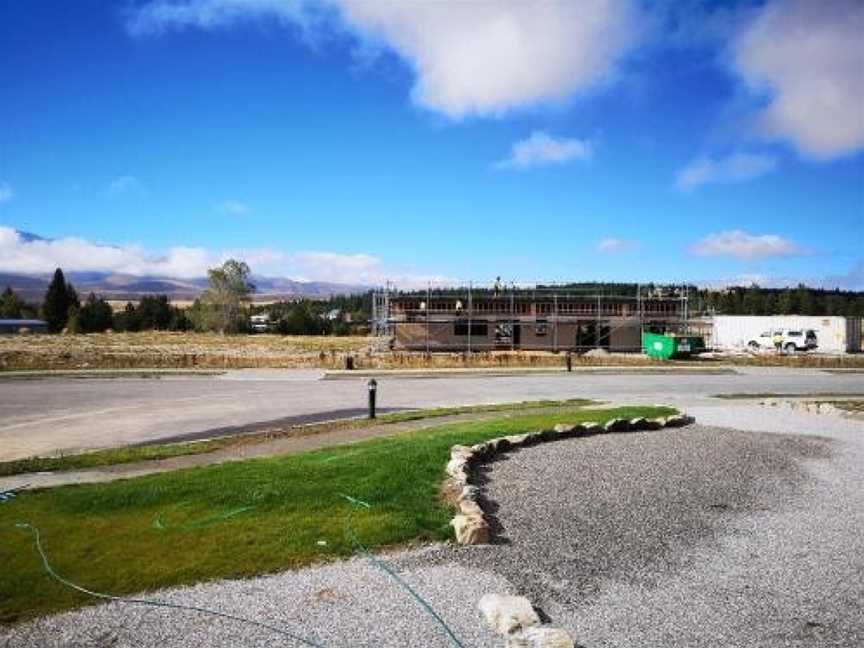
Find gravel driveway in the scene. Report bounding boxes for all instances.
[3,404,862,647]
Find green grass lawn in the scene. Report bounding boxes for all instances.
[0,404,673,624]
[0,398,594,477]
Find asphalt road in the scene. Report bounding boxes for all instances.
[1,367,862,460]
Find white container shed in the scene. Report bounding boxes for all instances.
[711,316,862,354]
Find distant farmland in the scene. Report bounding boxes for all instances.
[2,331,864,372]
[0,332,371,371]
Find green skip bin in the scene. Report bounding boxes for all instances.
[642,331,705,360]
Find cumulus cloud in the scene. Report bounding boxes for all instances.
[690,230,807,260]
[0,227,213,279]
[732,0,864,159]
[127,0,642,118]
[216,200,252,216]
[675,152,777,191]
[0,226,440,286]
[496,132,593,170]
[596,237,638,253]
[0,182,12,204]
[106,175,146,197]
[698,260,864,291]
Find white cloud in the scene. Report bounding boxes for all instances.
[675,152,777,191]
[0,227,213,279]
[106,175,145,197]
[732,0,864,159]
[128,0,642,119]
[596,237,638,253]
[0,182,12,204]
[690,230,806,260]
[216,200,252,216]
[0,226,439,286]
[698,260,864,291]
[496,132,593,170]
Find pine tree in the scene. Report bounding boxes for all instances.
[42,268,72,333]
[79,293,114,332]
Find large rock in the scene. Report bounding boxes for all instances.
[450,445,474,461]
[506,626,575,648]
[553,423,577,436]
[457,485,480,502]
[523,431,546,445]
[446,457,469,478]
[579,422,601,435]
[643,417,664,430]
[603,418,631,433]
[451,514,490,545]
[664,413,692,428]
[478,594,540,635]
[471,442,495,459]
[458,499,484,517]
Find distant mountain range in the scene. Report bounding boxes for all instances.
[0,271,368,303]
[1,230,371,302]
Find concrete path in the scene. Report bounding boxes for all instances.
[2,367,862,461]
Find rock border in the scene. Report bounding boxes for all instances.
[443,413,695,545]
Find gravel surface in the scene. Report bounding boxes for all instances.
[3,403,862,647]
[0,552,512,648]
[410,404,864,647]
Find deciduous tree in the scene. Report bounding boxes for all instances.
[201,259,254,334]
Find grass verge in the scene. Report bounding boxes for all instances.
[827,400,864,414]
[0,399,594,477]
[0,404,673,624]
[712,392,864,400]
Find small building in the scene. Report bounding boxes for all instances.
[711,315,862,354]
[373,284,691,352]
[0,319,48,335]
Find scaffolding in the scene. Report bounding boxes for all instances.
[372,281,694,353]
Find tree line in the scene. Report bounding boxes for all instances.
[692,285,864,317]
[1,260,373,335]
[8,269,859,334]
[539,282,864,317]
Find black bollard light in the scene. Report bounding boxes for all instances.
[368,379,377,419]
[566,351,573,372]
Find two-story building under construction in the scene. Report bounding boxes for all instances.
[372,283,693,352]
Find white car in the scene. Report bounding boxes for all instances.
[748,328,818,353]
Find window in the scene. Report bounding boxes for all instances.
[454,321,488,336]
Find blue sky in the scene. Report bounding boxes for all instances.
[0,0,862,288]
